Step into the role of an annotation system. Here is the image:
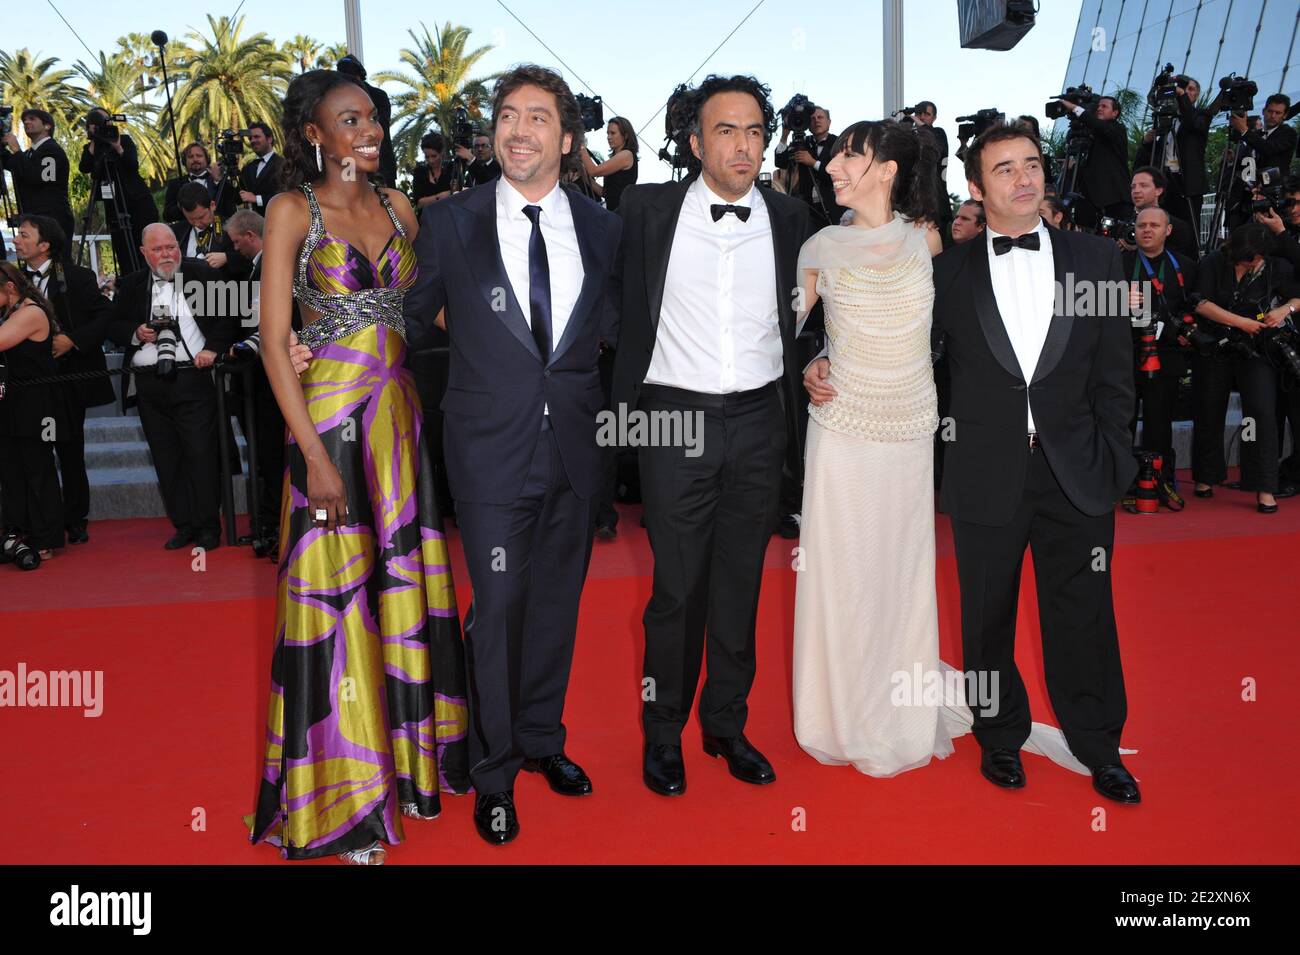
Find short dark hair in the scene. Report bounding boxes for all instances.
[1131,165,1167,190]
[420,132,446,153]
[1098,95,1120,113]
[182,142,210,165]
[963,123,1045,193]
[1225,222,1272,263]
[1040,195,1067,220]
[336,54,367,80]
[15,213,65,261]
[689,74,777,148]
[249,121,274,141]
[489,64,584,174]
[1284,174,1300,196]
[828,119,941,224]
[177,181,216,213]
[959,199,985,225]
[20,109,55,133]
[916,101,936,118]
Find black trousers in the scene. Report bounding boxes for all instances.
[53,397,90,527]
[0,433,65,550]
[594,345,619,529]
[455,424,596,795]
[1191,350,1279,493]
[950,447,1127,770]
[1278,384,1300,483]
[1129,346,1187,481]
[638,381,786,744]
[229,367,286,535]
[134,367,221,536]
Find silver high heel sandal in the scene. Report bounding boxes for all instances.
[338,841,387,865]
[401,802,440,820]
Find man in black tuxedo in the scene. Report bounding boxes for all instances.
[1057,95,1131,229]
[1226,94,1298,230]
[335,55,398,188]
[237,123,285,212]
[612,74,818,798]
[78,108,160,275]
[163,143,238,222]
[11,214,115,543]
[170,181,252,279]
[1129,166,1200,262]
[456,133,503,188]
[1140,76,1212,227]
[774,104,844,225]
[916,101,953,234]
[401,65,621,845]
[2,109,75,243]
[107,224,237,551]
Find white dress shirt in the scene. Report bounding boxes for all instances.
[251,151,276,206]
[131,274,207,368]
[646,178,780,393]
[27,134,51,154]
[25,258,52,295]
[985,219,1055,433]
[496,176,585,414]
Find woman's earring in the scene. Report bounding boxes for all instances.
[315,142,323,171]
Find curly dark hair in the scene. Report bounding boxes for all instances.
[489,64,585,175]
[827,119,941,225]
[279,69,373,192]
[688,74,777,148]
[962,123,1045,194]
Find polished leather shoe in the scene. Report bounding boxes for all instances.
[474,790,520,844]
[66,524,89,545]
[643,743,686,796]
[1092,763,1141,804]
[702,734,776,785]
[980,747,1026,789]
[522,753,592,796]
[1258,501,1279,514]
[164,529,194,550]
[195,533,221,551]
[594,523,617,541]
[1276,483,1298,499]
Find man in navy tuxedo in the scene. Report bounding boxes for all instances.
[401,65,621,845]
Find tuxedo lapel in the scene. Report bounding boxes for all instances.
[759,188,799,336]
[449,184,541,362]
[643,177,693,335]
[968,234,1025,382]
[549,186,603,365]
[1031,225,1075,385]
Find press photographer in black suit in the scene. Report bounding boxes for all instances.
[11,214,114,543]
[1256,176,1300,485]
[107,224,238,550]
[1140,75,1212,227]
[1128,166,1200,261]
[163,143,237,222]
[454,132,502,188]
[237,123,285,211]
[170,181,252,280]
[1057,94,1131,229]
[2,109,75,243]
[774,104,845,225]
[1226,95,1299,230]
[78,108,159,275]
[915,102,952,232]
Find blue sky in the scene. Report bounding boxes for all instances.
[12,0,1085,198]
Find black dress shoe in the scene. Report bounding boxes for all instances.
[195,532,221,550]
[66,524,89,545]
[594,523,617,541]
[702,734,776,785]
[474,790,520,845]
[979,747,1026,789]
[1193,486,1214,498]
[1258,501,1279,514]
[643,743,686,796]
[522,753,592,796]
[1092,763,1141,804]
[164,529,194,550]
[1275,484,1297,499]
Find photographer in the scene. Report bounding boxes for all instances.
[1040,194,1068,228]
[1124,207,1198,497]
[12,214,114,544]
[163,143,237,223]
[950,198,984,243]
[170,181,251,279]
[455,133,500,188]
[579,116,639,212]
[1256,175,1300,484]
[1141,74,1212,226]
[0,260,66,562]
[2,109,75,244]
[411,132,453,210]
[1226,94,1298,230]
[1191,222,1300,511]
[77,107,159,275]
[107,224,236,550]
[1128,166,1200,260]
[915,102,951,229]
[774,103,845,225]
[1057,94,1131,228]
[237,123,285,210]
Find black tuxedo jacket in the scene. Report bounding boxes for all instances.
[932,223,1137,526]
[42,259,115,409]
[1076,113,1131,210]
[77,135,154,206]
[164,172,239,222]
[3,138,74,234]
[1173,95,1212,199]
[775,134,845,224]
[238,153,285,209]
[168,221,253,279]
[610,175,819,482]
[403,181,622,505]
[1240,122,1298,181]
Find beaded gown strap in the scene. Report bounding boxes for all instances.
[293,182,409,352]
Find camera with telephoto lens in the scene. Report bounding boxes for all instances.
[956,108,1005,141]
[1264,315,1300,385]
[1098,216,1136,242]
[575,93,604,133]
[148,301,180,380]
[781,93,819,155]
[217,128,248,171]
[450,107,475,151]
[1148,64,1180,135]
[1046,85,1099,121]
[658,84,697,171]
[0,104,12,128]
[85,111,126,145]
[1218,73,1258,117]
[1,532,40,570]
[1250,167,1288,215]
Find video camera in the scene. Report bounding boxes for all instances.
[1250,166,1288,214]
[781,93,820,154]
[1218,73,1258,117]
[216,128,249,169]
[1045,85,1099,121]
[956,108,1004,141]
[85,111,127,145]
[1148,63,1181,135]
[576,93,604,133]
[450,107,475,151]
[658,84,697,172]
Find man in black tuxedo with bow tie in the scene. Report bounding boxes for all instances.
[3,109,75,244]
[612,74,818,798]
[170,181,252,280]
[163,143,238,222]
[774,104,845,226]
[400,64,621,845]
[238,123,285,212]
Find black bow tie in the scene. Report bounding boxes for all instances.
[23,267,44,282]
[710,203,751,222]
[992,232,1041,255]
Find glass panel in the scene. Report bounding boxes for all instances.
[1105,28,1138,91]
[1093,0,1125,62]
[1159,7,1198,76]
[1219,0,1266,76]
[1072,0,1106,58]
[1131,18,1174,85]
[1063,53,1090,91]
[1182,0,1232,85]
[1084,44,1117,90]
[1144,0,1175,26]
[1249,0,1298,77]
[1169,0,1201,15]
[1117,0,1147,42]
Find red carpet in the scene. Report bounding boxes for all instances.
[2,472,1297,864]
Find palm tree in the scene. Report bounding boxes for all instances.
[282,35,322,74]
[374,23,498,172]
[73,52,170,184]
[314,42,350,71]
[0,49,81,140]
[171,15,293,154]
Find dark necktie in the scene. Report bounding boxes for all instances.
[710,203,751,222]
[992,232,1041,255]
[522,205,552,362]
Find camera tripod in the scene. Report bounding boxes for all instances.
[1055,127,1097,228]
[76,148,142,275]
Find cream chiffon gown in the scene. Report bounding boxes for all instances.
[792,215,1098,778]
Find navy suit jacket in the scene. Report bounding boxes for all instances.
[403,181,622,505]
